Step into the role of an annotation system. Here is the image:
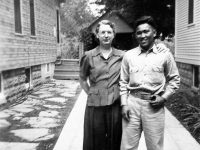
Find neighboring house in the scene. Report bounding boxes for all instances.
[89,12,134,34]
[82,12,135,53]
[0,0,65,104]
[175,0,200,94]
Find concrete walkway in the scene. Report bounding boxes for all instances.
[54,90,200,150]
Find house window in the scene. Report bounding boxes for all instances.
[188,0,194,24]
[46,63,50,73]
[30,0,35,36]
[193,66,199,88]
[25,68,31,88]
[0,73,2,93]
[14,0,22,33]
[56,10,60,43]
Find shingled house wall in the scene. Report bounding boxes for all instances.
[0,0,61,103]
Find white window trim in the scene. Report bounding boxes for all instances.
[188,0,195,26]
[30,0,37,37]
[188,23,195,28]
[14,0,24,35]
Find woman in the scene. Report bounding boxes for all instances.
[79,20,167,150]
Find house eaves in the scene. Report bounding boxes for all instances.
[88,12,134,34]
[58,0,66,4]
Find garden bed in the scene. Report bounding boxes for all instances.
[165,90,200,144]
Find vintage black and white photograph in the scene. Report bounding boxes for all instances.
[0,0,200,150]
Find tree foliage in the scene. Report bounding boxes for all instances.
[60,0,97,58]
[60,0,96,37]
[93,0,175,39]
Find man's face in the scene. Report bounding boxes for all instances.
[135,23,156,50]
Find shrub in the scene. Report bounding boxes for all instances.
[182,104,200,142]
[165,91,200,144]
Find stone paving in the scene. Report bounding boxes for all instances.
[0,80,80,150]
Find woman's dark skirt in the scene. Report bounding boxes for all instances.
[83,100,122,150]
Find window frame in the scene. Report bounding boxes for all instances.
[188,0,194,25]
[193,65,199,88]
[0,73,2,93]
[25,67,32,89]
[56,9,60,43]
[14,0,23,34]
[30,0,36,36]
[46,63,50,73]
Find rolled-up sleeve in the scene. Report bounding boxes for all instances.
[162,52,180,100]
[119,53,130,105]
[79,52,90,81]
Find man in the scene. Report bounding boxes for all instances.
[120,16,180,150]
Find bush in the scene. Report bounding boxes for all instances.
[79,28,97,52]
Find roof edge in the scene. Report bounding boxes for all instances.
[59,0,66,4]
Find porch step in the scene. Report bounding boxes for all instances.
[54,72,79,75]
[55,65,79,69]
[54,68,79,72]
[53,74,79,80]
[54,59,80,80]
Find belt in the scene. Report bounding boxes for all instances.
[130,90,153,100]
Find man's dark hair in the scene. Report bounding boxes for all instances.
[134,16,157,31]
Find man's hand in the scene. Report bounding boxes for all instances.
[156,43,170,53]
[122,105,130,122]
[149,95,166,108]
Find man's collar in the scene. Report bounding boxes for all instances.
[138,44,158,55]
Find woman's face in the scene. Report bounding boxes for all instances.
[96,24,115,46]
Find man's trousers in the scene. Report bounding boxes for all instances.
[121,94,165,150]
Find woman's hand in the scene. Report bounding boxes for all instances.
[156,43,170,53]
[79,77,90,95]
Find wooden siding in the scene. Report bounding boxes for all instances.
[0,0,60,72]
[175,0,200,65]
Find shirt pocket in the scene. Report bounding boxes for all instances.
[150,65,164,84]
[130,66,139,73]
[87,88,100,105]
[152,65,164,73]
[129,66,140,86]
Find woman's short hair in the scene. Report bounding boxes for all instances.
[134,16,157,31]
[95,20,116,35]
[95,20,116,44]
